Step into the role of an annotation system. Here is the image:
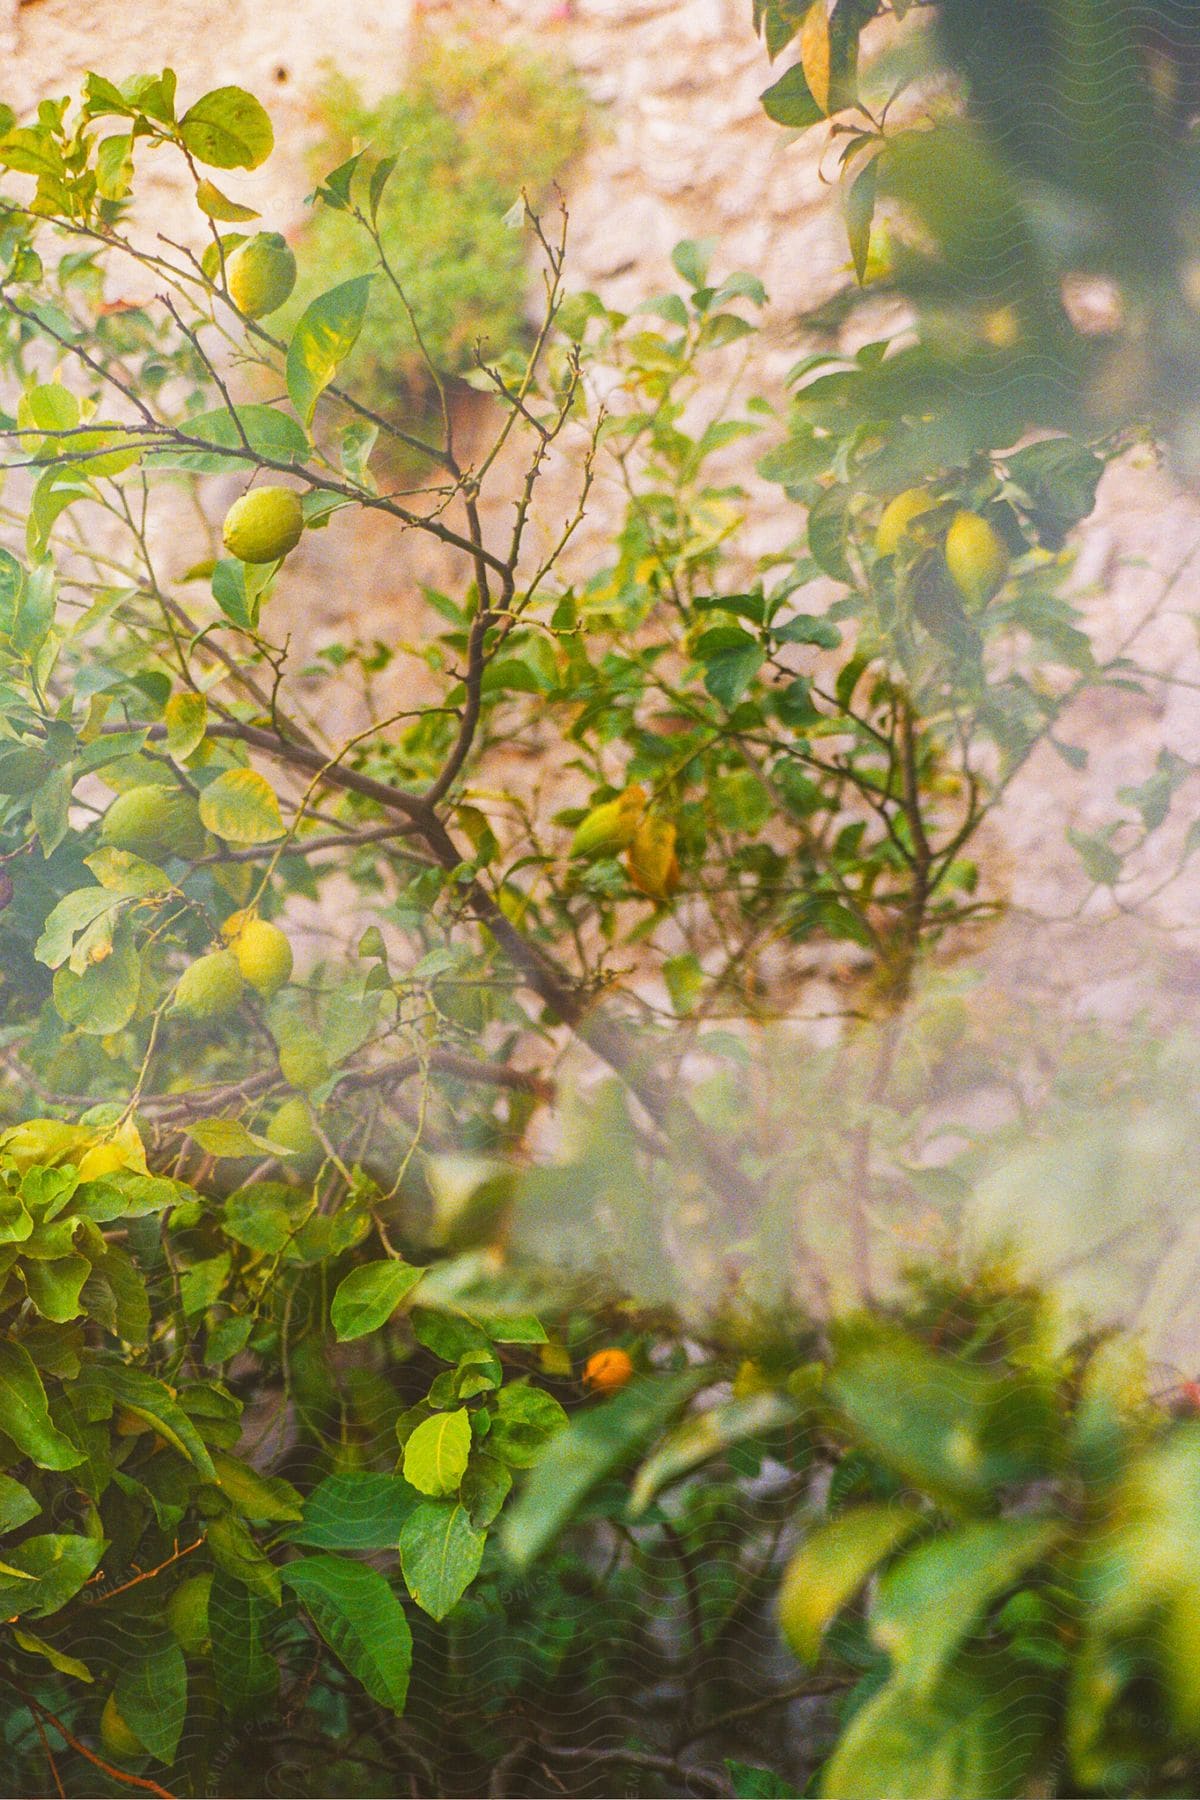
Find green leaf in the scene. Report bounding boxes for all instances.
[1006,438,1103,547]
[12,1626,92,1683]
[872,1516,1062,1696]
[98,1365,216,1478]
[1067,826,1122,887]
[0,1340,82,1469]
[664,952,705,1015]
[281,1555,411,1714]
[778,1504,927,1664]
[461,1455,512,1529]
[34,886,120,971]
[410,1303,489,1353]
[179,87,273,170]
[116,1634,187,1763]
[819,1656,1049,1800]
[285,1472,418,1550]
[399,1498,485,1621]
[0,1474,40,1534]
[845,155,878,285]
[472,1312,548,1346]
[206,1511,280,1604]
[95,133,134,201]
[286,276,372,427]
[52,932,140,1036]
[671,238,716,289]
[331,1260,424,1342]
[485,1383,569,1470]
[695,625,764,708]
[726,1761,798,1799]
[0,1534,103,1618]
[210,1570,278,1717]
[187,1118,282,1160]
[22,1253,91,1324]
[403,1407,472,1496]
[211,1450,302,1523]
[761,60,824,129]
[808,484,853,583]
[223,1184,303,1256]
[198,769,285,844]
[156,401,308,472]
[368,153,397,222]
[501,1372,701,1568]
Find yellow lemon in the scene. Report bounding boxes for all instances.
[876,488,937,558]
[227,232,297,320]
[944,509,1011,607]
[230,917,293,998]
[222,487,304,565]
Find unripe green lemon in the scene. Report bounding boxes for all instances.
[230,917,293,998]
[227,232,297,320]
[222,487,304,565]
[944,509,1011,607]
[166,1572,213,1656]
[172,949,244,1021]
[279,1034,332,1092]
[267,1095,321,1158]
[876,488,936,558]
[100,784,205,860]
[100,1691,145,1759]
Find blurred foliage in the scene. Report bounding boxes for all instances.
[292,39,588,412]
[753,0,1200,479]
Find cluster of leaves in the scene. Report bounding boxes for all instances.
[293,39,588,413]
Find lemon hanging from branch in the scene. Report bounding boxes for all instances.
[944,509,1011,607]
[222,486,304,565]
[227,231,296,319]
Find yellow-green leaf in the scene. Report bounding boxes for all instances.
[800,1,832,114]
[13,1626,93,1682]
[165,691,207,761]
[199,768,284,844]
[195,178,260,222]
[403,1408,472,1497]
[778,1505,927,1664]
[179,87,273,171]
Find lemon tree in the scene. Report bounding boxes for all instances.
[0,24,1194,1800]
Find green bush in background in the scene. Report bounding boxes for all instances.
[295,39,588,409]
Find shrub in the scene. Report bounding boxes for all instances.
[292,40,588,408]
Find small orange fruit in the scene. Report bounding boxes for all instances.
[583,1347,635,1395]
